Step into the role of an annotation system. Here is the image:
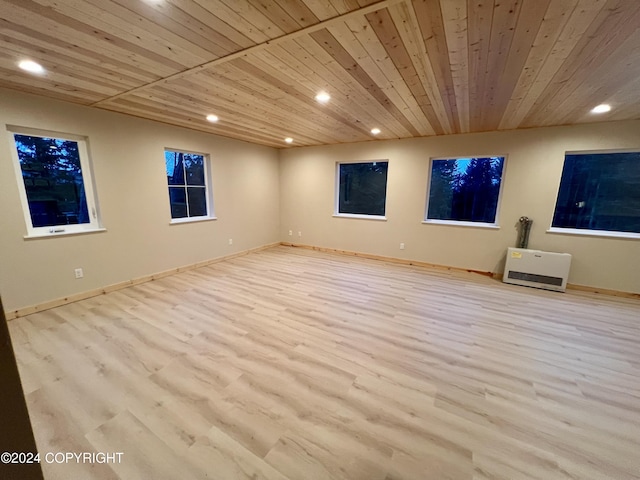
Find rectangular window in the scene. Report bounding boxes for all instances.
[551,151,640,235]
[425,156,505,226]
[165,149,212,221]
[336,161,388,218]
[9,127,100,236]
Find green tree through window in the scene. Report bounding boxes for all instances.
[14,135,89,228]
[338,161,388,216]
[427,157,505,224]
[165,149,209,219]
[552,152,640,234]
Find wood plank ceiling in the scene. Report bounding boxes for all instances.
[1,0,639,148]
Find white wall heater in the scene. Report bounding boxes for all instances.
[503,248,572,292]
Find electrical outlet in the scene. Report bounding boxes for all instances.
[228,238,233,245]
[288,230,293,236]
[400,243,405,250]
[74,268,83,279]
[298,231,302,237]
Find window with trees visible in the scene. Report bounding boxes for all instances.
[9,128,100,236]
[551,151,640,235]
[336,161,388,217]
[165,149,212,221]
[426,156,505,225]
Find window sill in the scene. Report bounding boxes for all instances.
[546,227,640,240]
[422,220,500,229]
[333,213,387,221]
[24,228,107,240]
[170,216,217,225]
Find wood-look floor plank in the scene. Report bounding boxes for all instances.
[8,245,640,479]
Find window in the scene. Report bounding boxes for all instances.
[336,161,388,218]
[426,156,505,226]
[9,127,100,236]
[164,149,212,221]
[551,151,640,235]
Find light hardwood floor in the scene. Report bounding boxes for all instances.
[8,246,640,480]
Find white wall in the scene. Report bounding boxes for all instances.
[280,122,640,294]
[0,89,280,312]
[2,88,638,312]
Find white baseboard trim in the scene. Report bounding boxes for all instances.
[281,242,640,301]
[5,242,281,320]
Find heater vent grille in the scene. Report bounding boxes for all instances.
[507,271,563,286]
[503,248,572,292]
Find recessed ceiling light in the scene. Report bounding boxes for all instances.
[206,114,219,123]
[591,104,611,114]
[18,60,45,75]
[285,137,293,144]
[371,128,381,135]
[315,91,330,103]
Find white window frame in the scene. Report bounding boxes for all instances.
[547,148,640,239]
[164,148,216,224]
[333,160,388,220]
[423,155,507,228]
[8,126,102,238]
